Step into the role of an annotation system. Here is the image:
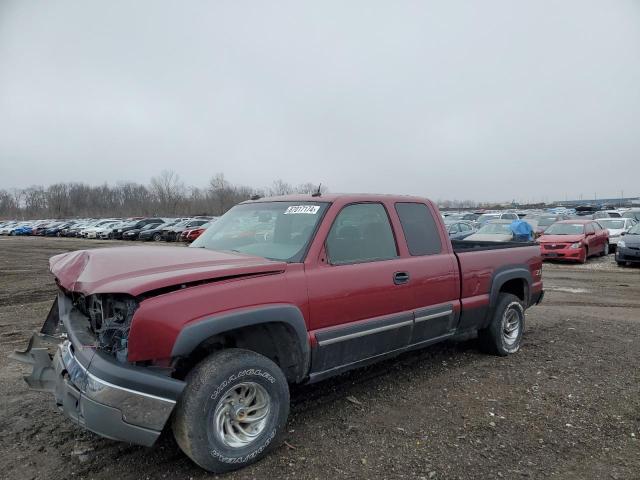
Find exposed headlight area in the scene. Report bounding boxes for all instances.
[82,294,138,362]
[569,242,581,249]
[618,240,626,248]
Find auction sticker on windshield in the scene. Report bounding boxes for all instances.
[284,205,320,215]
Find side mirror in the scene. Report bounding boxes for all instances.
[621,231,626,236]
[586,231,595,237]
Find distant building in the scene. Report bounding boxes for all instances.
[555,197,640,208]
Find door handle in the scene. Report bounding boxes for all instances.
[393,271,410,285]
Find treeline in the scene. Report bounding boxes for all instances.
[0,171,327,220]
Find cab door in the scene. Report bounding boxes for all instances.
[393,202,460,343]
[305,202,414,374]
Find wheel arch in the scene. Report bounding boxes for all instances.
[489,267,532,309]
[171,305,310,384]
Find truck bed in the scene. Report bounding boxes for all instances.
[451,239,538,252]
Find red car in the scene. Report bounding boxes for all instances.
[180,223,210,242]
[538,219,609,263]
[14,194,543,473]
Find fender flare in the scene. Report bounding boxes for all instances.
[171,304,310,381]
[489,266,532,309]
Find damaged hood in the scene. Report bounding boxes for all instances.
[50,246,286,296]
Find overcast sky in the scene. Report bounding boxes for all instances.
[0,1,638,203]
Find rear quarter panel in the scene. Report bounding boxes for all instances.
[455,245,543,330]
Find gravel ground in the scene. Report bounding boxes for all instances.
[0,236,639,480]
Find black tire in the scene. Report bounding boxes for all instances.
[153,233,161,241]
[600,242,609,256]
[617,261,626,267]
[173,349,289,473]
[478,293,525,356]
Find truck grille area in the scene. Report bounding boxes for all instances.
[70,292,138,362]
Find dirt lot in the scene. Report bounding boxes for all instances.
[1,236,639,480]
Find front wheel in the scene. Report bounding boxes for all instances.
[173,349,289,473]
[579,247,588,264]
[479,293,525,356]
[153,233,162,241]
[600,242,609,256]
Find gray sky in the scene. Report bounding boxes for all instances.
[1,1,639,203]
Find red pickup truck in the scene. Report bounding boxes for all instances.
[13,194,543,473]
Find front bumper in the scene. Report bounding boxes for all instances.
[11,295,185,447]
[616,247,640,264]
[540,245,583,261]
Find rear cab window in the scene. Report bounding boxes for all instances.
[395,202,442,256]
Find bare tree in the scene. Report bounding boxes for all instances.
[149,170,186,215]
[269,179,294,196]
[0,174,330,220]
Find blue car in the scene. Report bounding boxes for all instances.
[11,225,33,235]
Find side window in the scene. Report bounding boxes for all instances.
[585,224,595,234]
[449,224,459,234]
[326,203,398,265]
[395,202,443,256]
[459,223,470,232]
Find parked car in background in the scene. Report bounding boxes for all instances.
[45,221,76,237]
[477,212,519,225]
[122,222,165,240]
[444,220,477,240]
[79,219,119,238]
[162,219,208,241]
[534,215,568,237]
[11,224,34,236]
[179,222,214,242]
[622,209,640,222]
[537,219,609,263]
[464,220,517,242]
[615,223,640,266]
[0,222,19,235]
[86,221,121,239]
[111,218,165,239]
[138,220,181,241]
[593,210,622,219]
[597,218,637,252]
[96,221,128,239]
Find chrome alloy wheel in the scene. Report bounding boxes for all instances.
[212,382,271,449]
[502,305,523,347]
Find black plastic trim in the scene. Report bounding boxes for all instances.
[171,304,310,381]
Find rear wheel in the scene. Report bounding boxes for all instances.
[479,293,525,356]
[173,349,289,473]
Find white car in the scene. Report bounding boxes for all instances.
[85,221,120,239]
[79,219,118,238]
[0,222,18,235]
[597,217,638,250]
[97,221,128,239]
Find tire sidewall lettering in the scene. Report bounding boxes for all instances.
[206,367,279,463]
[209,428,276,464]
[210,369,276,401]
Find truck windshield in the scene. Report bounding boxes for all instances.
[191,201,329,262]
[544,223,585,235]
